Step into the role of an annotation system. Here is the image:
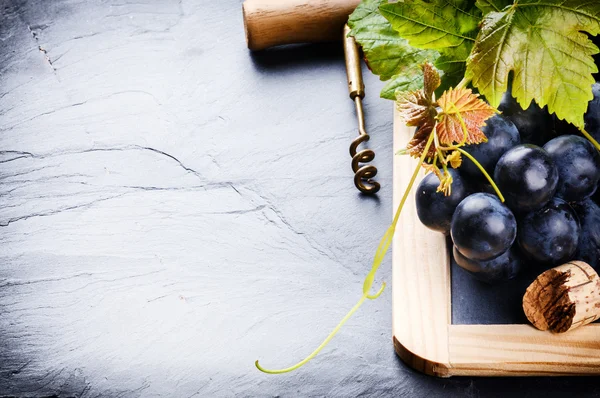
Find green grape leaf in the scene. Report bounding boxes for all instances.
[466,0,600,128]
[348,0,438,98]
[380,70,423,100]
[379,0,481,50]
[377,0,481,98]
[475,0,513,14]
[435,44,472,95]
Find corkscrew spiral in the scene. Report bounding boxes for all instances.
[349,98,380,194]
[344,25,380,195]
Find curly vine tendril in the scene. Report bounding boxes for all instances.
[255,130,437,374]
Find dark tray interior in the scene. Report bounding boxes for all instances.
[451,255,538,325]
[449,237,597,325]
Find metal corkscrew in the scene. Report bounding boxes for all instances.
[343,25,380,195]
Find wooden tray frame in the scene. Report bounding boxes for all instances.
[392,109,600,377]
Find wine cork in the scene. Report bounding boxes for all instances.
[523,261,600,333]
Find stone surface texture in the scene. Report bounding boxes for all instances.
[1,0,599,396]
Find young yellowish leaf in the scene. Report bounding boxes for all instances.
[437,171,454,196]
[446,150,463,169]
[422,162,442,179]
[406,122,438,159]
[436,88,496,145]
[395,62,440,127]
[396,63,442,158]
[396,90,432,127]
[422,62,441,100]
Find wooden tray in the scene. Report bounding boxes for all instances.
[392,108,600,377]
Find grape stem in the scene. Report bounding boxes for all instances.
[255,128,437,374]
[436,101,504,202]
[456,147,505,202]
[581,128,600,152]
[456,77,472,90]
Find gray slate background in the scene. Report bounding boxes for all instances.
[1,0,599,396]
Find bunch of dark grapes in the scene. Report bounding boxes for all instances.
[415,82,600,284]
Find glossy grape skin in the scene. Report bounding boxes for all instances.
[584,82,600,142]
[451,193,517,261]
[517,198,580,266]
[494,144,559,213]
[572,199,600,270]
[498,87,555,146]
[543,135,600,202]
[460,114,520,180]
[415,169,471,234]
[453,245,523,284]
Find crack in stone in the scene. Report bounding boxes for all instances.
[0,79,35,101]
[0,272,95,288]
[0,150,34,163]
[27,24,57,74]
[233,185,346,268]
[117,182,239,192]
[70,31,101,41]
[2,90,162,131]
[60,269,167,295]
[209,205,267,216]
[263,202,344,265]
[29,367,67,394]
[0,165,60,181]
[0,193,129,227]
[4,101,87,130]
[0,144,201,180]
[84,146,201,179]
[49,47,71,64]
[9,360,32,376]
[2,173,93,186]
[0,145,348,271]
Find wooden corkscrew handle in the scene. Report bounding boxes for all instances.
[242,0,360,51]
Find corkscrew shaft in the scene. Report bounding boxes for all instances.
[343,24,380,194]
[354,96,367,136]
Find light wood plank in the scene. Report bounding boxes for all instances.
[392,107,452,376]
[449,324,600,376]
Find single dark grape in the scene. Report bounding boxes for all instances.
[517,198,580,266]
[460,114,520,180]
[543,135,600,202]
[453,245,523,284]
[572,199,600,270]
[451,193,517,261]
[584,82,600,142]
[498,84,555,146]
[494,144,558,213]
[415,169,471,234]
